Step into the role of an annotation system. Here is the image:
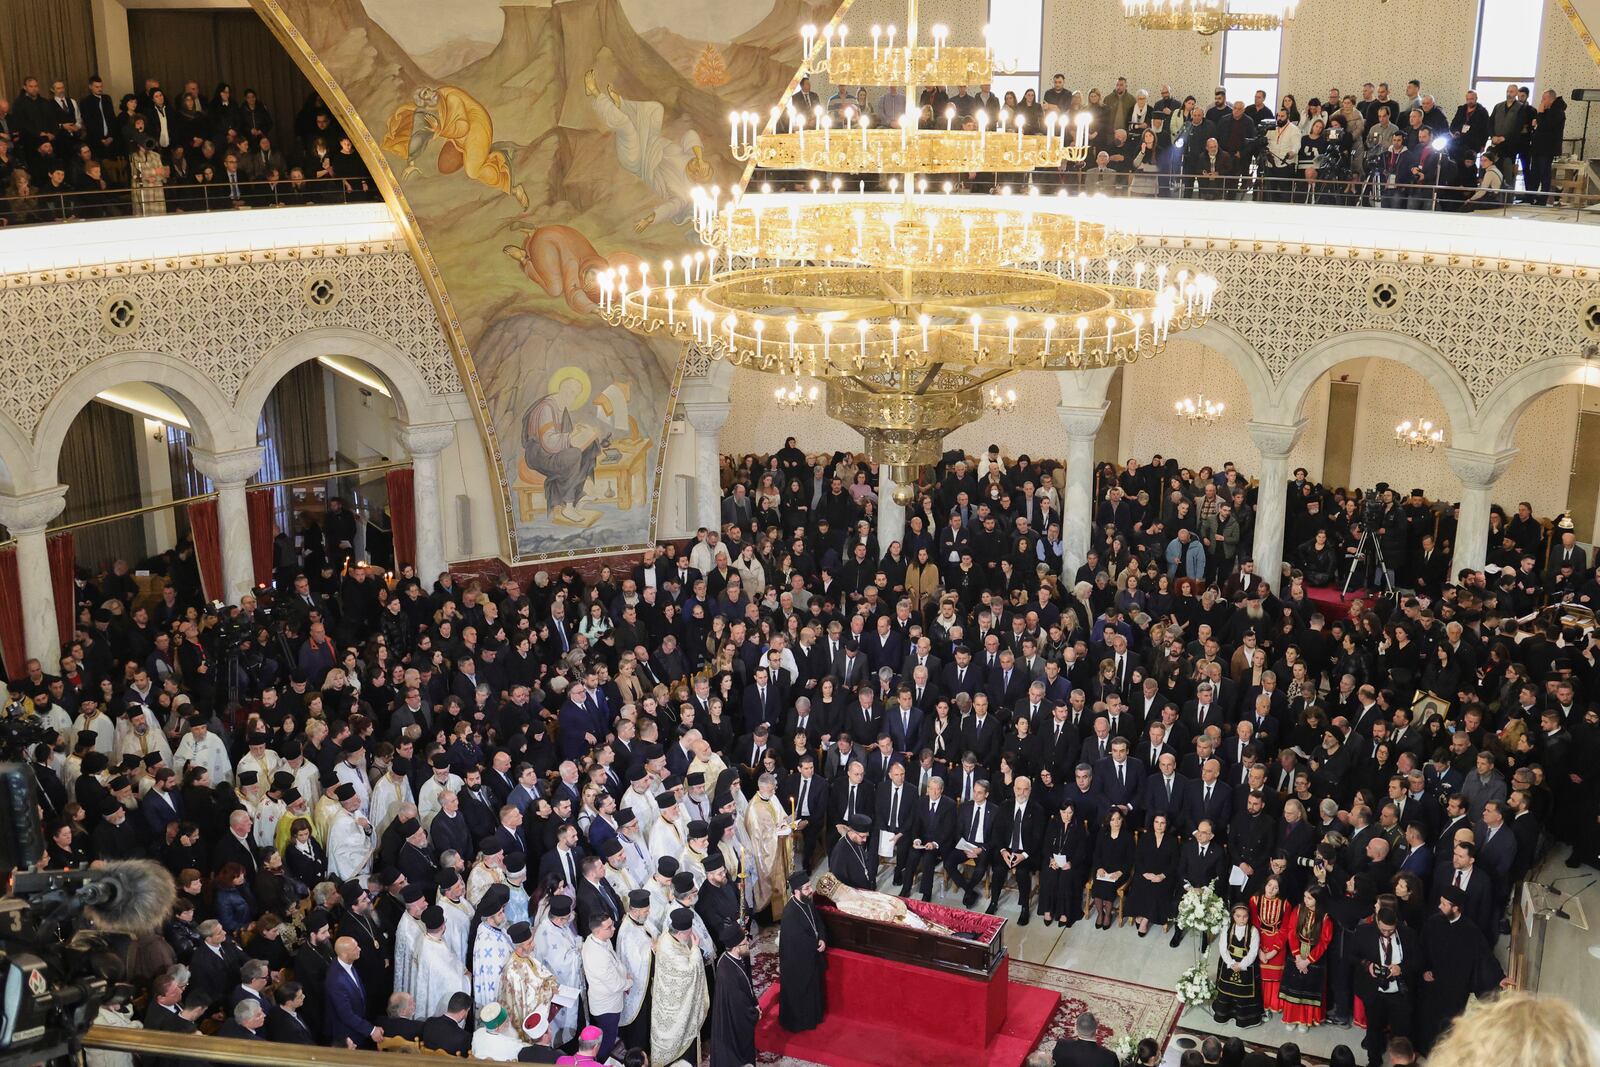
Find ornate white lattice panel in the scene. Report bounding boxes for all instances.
[1135,245,1591,403]
[0,251,460,435]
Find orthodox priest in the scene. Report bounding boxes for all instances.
[778,873,828,1031]
[413,905,470,1018]
[828,813,876,890]
[534,895,584,1046]
[742,771,795,920]
[652,907,710,1066]
[616,889,656,1051]
[1415,885,1506,1052]
[469,885,514,1008]
[710,921,760,1067]
[500,919,561,1044]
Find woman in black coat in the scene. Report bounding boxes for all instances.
[282,817,328,888]
[1090,809,1134,929]
[1124,813,1179,935]
[1039,803,1088,927]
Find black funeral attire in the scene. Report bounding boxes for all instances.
[709,943,760,1067]
[1039,812,1088,925]
[1414,903,1504,1053]
[778,882,828,1031]
[1124,827,1180,924]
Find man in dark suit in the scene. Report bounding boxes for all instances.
[1474,802,1516,921]
[780,755,825,866]
[942,645,981,700]
[327,936,381,1048]
[986,652,1029,711]
[906,776,957,901]
[1031,704,1080,779]
[960,695,1003,771]
[575,854,624,933]
[1170,820,1225,947]
[883,686,925,760]
[1052,1012,1118,1067]
[873,762,915,889]
[217,1000,267,1041]
[947,779,998,908]
[143,970,202,1063]
[420,993,473,1056]
[1437,839,1496,939]
[264,983,317,1044]
[1094,739,1145,818]
[993,775,1046,922]
[1349,908,1421,1067]
[742,666,783,730]
[1142,753,1191,832]
[538,823,583,888]
[829,762,875,841]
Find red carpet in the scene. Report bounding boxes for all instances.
[756,950,1060,1067]
[1304,583,1356,621]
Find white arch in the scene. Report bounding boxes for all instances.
[31,353,244,481]
[1473,357,1595,453]
[1181,320,1276,416]
[1268,330,1477,430]
[0,410,31,494]
[234,326,448,429]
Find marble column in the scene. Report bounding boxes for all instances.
[1445,447,1518,574]
[399,423,458,584]
[0,486,68,666]
[191,446,265,603]
[877,466,907,551]
[681,402,730,534]
[1245,419,1308,589]
[1056,402,1107,580]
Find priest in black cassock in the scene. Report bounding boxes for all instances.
[696,850,743,950]
[828,813,876,889]
[709,921,760,1067]
[778,873,828,1032]
[1415,885,1505,1053]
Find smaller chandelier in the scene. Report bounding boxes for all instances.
[1395,419,1443,451]
[1174,394,1225,424]
[1123,0,1298,34]
[775,378,819,410]
[986,386,1018,413]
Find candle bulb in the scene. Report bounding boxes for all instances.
[836,24,847,56]
[821,320,833,364]
[1016,114,1025,153]
[1076,315,1087,352]
[786,317,798,361]
[1043,317,1055,355]
[945,104,955,132]
[918,313,930,352]
[860,113,869,154]
[802,24,815,61]
[753,318,764,361]
[1132,313,1144,351]
[858,319,869,362]
[982,23,991,64]
[871,24,880,60]
[729,111,739,150]
[822,114,831,154]
[886,24,895,55]
[665,288,675,327]
[724,313,736,352]
[663,259,673,290]
[970,313,982,353]
[1105,315,1114,353]
[890,317,900,360]
[1006,315,1017,353]
[824,24,835,61]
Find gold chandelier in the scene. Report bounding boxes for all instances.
[1394,419,1444,451]
[596,0,1217,474]
[1123,0,1299,34]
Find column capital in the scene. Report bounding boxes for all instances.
[1056,401,1109,440]
[191,445,265,488]
[1444,447,1518,489]
[399,421,457,458]
[1246,418,1308,458]
[681,401,732,434]
[0,485,68,535]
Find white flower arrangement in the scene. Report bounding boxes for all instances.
[1109,1033,1153,1064]
[1176,884,1228,936]
[1175,961,1218,1005]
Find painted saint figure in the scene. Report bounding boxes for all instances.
[585,69,712,232]
[522,370,606,527]
[382,85,529,209]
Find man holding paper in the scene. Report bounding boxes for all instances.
[907,776,957,902]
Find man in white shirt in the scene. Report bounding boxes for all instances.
[580,915,632,1059]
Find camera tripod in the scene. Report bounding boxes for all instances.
[1340,527,1396,600]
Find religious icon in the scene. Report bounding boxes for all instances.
[381,85,529,209]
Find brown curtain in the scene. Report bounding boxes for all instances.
[57,400,146,574]
[0,0,96,101]
[127,10,313,142]
[267,360,331,480]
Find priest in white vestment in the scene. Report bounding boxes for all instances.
[412,905,470,1018]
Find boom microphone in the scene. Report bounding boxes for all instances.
[80,860,177,935]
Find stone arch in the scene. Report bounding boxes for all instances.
[1268,330,1477,431]
[1473,357,1597,453]
[0,410,32,494]
[233,326,448,429]
[31,352,242,482]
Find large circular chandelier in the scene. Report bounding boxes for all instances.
[596,0,1217,475]
[1395,419,1444,451]
[1123,0,1299,34]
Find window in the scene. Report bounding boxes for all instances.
[987,0,1043,101]
[1471,0,1543,102]
[1220,1,1285,111]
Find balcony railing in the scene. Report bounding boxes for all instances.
[0,176,380,229]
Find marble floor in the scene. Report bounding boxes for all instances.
[846,843,1600,1060]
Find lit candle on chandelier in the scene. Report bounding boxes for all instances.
[1005,315,1017,353]
[1132,313,1144,352]
[977,110,987,152]
[786,317,798,361]
[857,319,869,362]
[1043,317,1056,355]
[822,114,831,154]
[665,288,676,327]
[933,24,947,60]
[662,258,674,290]
[824,24,835,62]
[1108,259,1119,286]
[871,24,881,60]
[795,112,806,154]
[802,24,816,61]
[970,313,982,354]
[886,24,896,55]
[1076,315,1087,352]
[729,111,739,151]
[821,320,833,364]
[860,113,870,154]
[835,24,846,58]
[724,313,736,353]
[918,313,930,352]
[1015,113,1026,153]
[616,264,629,307]
[981,23,991,65]
[688,299,701,340]
[962,215,973,255]
[1075,112,1091,148]
[1046,111,1057,147]
[1104,315,1115,353]
[753,318,765,361]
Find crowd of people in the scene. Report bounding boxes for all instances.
[10,440,1597,1067]
[780,73,1570,208]
[0,74,375,224]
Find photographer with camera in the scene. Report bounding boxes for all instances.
[1262,110,1301,202]
[1350,905,1420,1067]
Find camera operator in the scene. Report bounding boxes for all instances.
[1213,100,1257,199]
[1373,130,1408,208]
[1262,110,1300,202]
[1351,905,1421,1065]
